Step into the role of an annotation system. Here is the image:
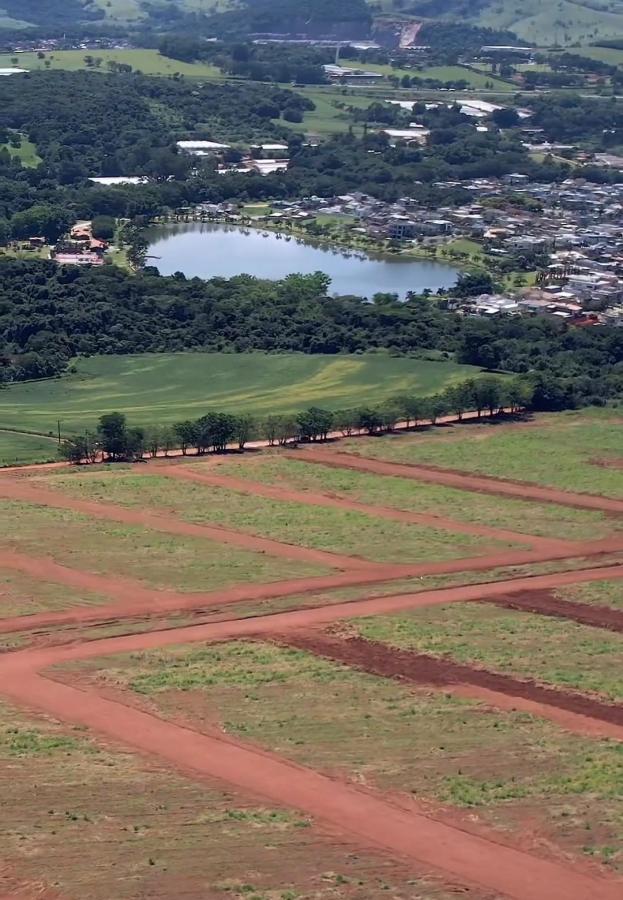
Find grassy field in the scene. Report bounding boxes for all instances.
[356,602,623,702]
[0,352,483,436]
[0,499,325,597]
[63,639,623,869]
[0,430,59,468]
[0,700,439,900]
[576,45,623,67]
[473,0,623,45]
[0,569,109,618]
[0,135,41,168]
[341,409,623,497]
[556,580,623,610]
[42,470,504,563]
[213,454,622,541]
[2,49,222,78]
[361,62,514,91]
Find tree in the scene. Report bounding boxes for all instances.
[356,407,383,434]
[92,215,116,241]
[296,407,334,442]
[174,420,198,455]
[233,414,255,450]
[59,435,90,464]
[98,412,129,461]
[443,381,474,421]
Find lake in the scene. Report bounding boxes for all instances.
[145,223,459,299]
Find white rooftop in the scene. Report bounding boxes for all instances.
[89,176,149,186]
[0,67,27,75]
[177,140,231,151]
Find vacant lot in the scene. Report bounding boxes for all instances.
[0,700,453,900]
[0,569,109,618]
[61,640,623,871]
[41,471,503,563]
[0,499,325,593]
[0,430,58,467]
[355,602,623,702]
[213,454,621,541]
[0,352,483,436]
[557,581,623,610]
[341,410,623,497]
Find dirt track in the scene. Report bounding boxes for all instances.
[160,464,566,551]
[292,449,623,514]
[283,632,623,741]
[484,589,623,633]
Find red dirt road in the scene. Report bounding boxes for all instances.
[0,477,372,571]
[161,464,567,551]
[283,632,623,741]
[0,661,620,900]
[292,449,623,515]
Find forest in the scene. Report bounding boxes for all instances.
[1,259,622,410]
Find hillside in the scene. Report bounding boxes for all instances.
[401,0,623,46]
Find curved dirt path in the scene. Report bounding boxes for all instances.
[160,465,566,552]
[0,629,621,900]
[283,633,623,741]
[0,477,372,571]
[292,449,623,515]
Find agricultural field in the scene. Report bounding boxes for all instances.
[0,429,59,468]
[0,49,222,78]
[340,409,623,497]
[0,352,483,437]
[472,0,623,45]
[361,62,514,91]
[1,408,623,897]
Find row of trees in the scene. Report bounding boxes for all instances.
[59,376,533,463]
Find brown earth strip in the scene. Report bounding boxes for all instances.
[482,589,623,633]
[282,632,623,741]
[291,449,623,515]
[160,464,566,552]
[0,477,371,571]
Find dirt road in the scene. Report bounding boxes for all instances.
[292,449,623,515]
[484,589,623,633]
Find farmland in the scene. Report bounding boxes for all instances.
[0,49,222,78]
[0,352,483,437]
[1,408,623,898]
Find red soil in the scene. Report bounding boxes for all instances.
[483,589,623,633]
[0,660,619,900]
[161,464,567,551]
[282,632,623,741]
[292,448,623,515]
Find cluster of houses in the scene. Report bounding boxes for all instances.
[52,222,109,267]
[176,140,290,176]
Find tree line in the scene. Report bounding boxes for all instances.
[59,374,535,463]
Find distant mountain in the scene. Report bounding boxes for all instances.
[399,0,623,46]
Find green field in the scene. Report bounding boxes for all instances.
[1,50,222,79]
[473,0,623,44]
[341,409,623,497]
[0,430,59,468]
[362,62,514,91]
[0,135,41,168]
[576,45,623,67]
[0,352,483,436]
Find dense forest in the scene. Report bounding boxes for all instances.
[1,259,622,410]
[205,0,373,40]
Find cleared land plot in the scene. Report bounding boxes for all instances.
[0,430,58,467]
[0,352,483,436]
[340,410,623,497]
[558,581,623,610]
[40,471,504,563]
[355,603,623,702]
[211,455,621,541]
[0,135,41,167]
[0,499,325,593]
[61,640,623,871]
[0,701,454,900]
[0,569,109,618]
[0,49,222,78]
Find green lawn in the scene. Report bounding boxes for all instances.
[0,430,59,468]
[214,455,623,541]
[356,602,623,702]
[362,62,514,91]
[0,135,41,168]
[341,409,623,497]
[474,0,623,45]
[0,49,222,78]
[67,639,623,869]
[0,352,483,436]
[576,45,623,67]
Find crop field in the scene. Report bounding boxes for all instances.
[0,430,58,468]
[1,410,623,898]
[0,352,483,436]
[339,409,623,497]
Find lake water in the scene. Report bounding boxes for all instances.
[146,223,459,299]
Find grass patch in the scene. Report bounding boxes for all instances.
[70,639,623,869]
[41,471,505,563]
[474,0,623,45]
[0,569,109,617]
[0,352,483,436]
[341,409,623,497]
[556,580,623,610]
[356,602,623,702]
[212,454,621,541]
[0,49,222,78]
[0,499,325,592]
[0,134,41,167]
[0,430,58,467]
